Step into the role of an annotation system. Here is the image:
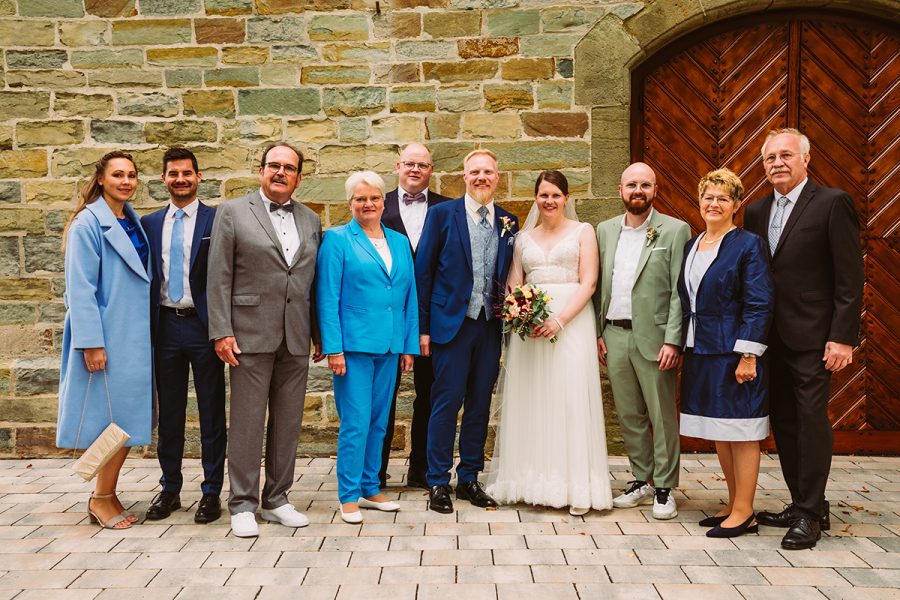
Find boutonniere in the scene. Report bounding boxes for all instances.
[645,225,660,247]
[500,216,514,238]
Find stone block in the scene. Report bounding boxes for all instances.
[270,44,319,64]
[24,181,77,206]
[260,65,298,87]
[458,37,519,59]
[423,60,497,82]
[308,14,369,41]
[373,12,421,39]
[246,16,306,43]
[537,81,572,109]
[117,92,180,117]
[147,47,219,67]
[322,42,391,63]
[425,114,460,140]
[590,105,630,198]
[522,112,588,138]
[390,87,437,113]
[298,424,339,455]
[462,113,521,139]
[0,150,48,178]
[298,177,348,203]
[0,237,19,276]
[24,236,64,274]
[396,41,456,61]
[222,46,269,64]
[512,170,589,197]
[85,0,136,17]
[223,176,259,198]
[556,58,573,78]
[203,0,252,15]
[90,120,145,144]
[501,57,554,80]
[238,89,321,116]
[165,69,203,87]
[541,6,608,32]
[0,0,10,14]
[0,208,45,234]
[112,19,192,45]
[370,116,423,143]
[20,0,84,16]
[183,90,236,117]
[436,85,482,112]
[373,63,420,85]
[423,11,481,37]
[323,86,386,117]
[0,20,55,45]
[0,182,21,205]
[301,65,370,85]
[145,121,218,144]
[221,117,282,144]
[6,50,68,70]
[204,67,260,87]
[0,397,59,423]
[88,69,164,87]
[0,304,35,325]
[0,92,51,119]
[140,0,202,15]
[285,119,338,145]
[428,141,474,172]
[50,147,107,178]
[575,16,640,106]
[0,124,10,150]
[520,33,580,58]
[486,8,539,35]
[339,118,368,143]
[195,17,246,43]
[45,210,71,234]
[192,145,253,174]
[317,144,398,174]
[485,141,590,170]
[484,84,533,111]
[59,19,110,46]
[0,278,53,300]
[70,49,144,69]
[6,70,87,89]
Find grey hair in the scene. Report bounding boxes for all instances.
[345,171,386,202]
[761,128,811,157]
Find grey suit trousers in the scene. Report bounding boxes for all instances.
[227,339,309,515]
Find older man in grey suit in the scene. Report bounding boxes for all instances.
[208,143,322,538]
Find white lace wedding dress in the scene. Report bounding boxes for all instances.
[486,223,613,511]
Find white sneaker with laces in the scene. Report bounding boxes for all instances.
[260,504,310,528]
[652,488,678,520]
[612,481,655,509]
[230,511,259,538]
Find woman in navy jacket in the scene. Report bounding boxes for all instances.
[316,171,419,524]
[677,168,773,538]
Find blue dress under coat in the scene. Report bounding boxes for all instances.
[57,199,153,448]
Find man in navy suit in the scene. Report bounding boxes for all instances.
[415,149,518,513]
[379,143,451,490]
[141,147,226,524]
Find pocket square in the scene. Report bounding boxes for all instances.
[651,247,667,252]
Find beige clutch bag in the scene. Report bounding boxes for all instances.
[71,372,130,481]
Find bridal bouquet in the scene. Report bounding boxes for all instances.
[498,284,557,343]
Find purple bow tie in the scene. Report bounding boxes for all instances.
[403,192,426,205]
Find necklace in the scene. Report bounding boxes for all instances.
[369,236,386,249]
[703,226,735,244]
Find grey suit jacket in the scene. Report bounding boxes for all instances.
[207,190,321,356]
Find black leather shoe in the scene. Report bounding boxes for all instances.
[194,494,221,524]
[456,481,498,508]
[781,515,821,550]
[428,484,454,514]
[706,514,758,538]
[757,502,830,531]
[146,491,181,521]
[406,470,428,490]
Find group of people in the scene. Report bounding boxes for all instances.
[56,128,863,551]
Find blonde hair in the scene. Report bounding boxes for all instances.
[463,149,497,170]
[344,171,386,202]
[698,168,744,202]
[761,128,810,157]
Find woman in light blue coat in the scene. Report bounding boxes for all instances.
[57,151,152,530]
[317,171,419,524]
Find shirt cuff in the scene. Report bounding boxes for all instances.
[733,339,766,356]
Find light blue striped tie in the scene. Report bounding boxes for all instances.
[768,196,788,255]
[168,209,185,303]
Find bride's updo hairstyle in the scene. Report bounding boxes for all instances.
[534,170,569,196]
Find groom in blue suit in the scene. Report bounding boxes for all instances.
[415,149,519,513]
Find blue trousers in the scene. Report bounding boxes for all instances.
[333,352,399,503]
[427,315,501,486]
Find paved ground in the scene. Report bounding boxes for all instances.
[0,454,898,599]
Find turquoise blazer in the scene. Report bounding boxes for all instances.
[316,219,419,356]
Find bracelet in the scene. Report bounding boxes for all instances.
[553,318,565,331]
[740,353,756,362]
[328,352,344,357]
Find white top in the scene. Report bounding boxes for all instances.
[397,185,429,252]
[369,236,393,274]
[768,177,807,230]
[606,209,653,321]
[260,189,300,264]
[464,193,495,226]
[160,198,198,309]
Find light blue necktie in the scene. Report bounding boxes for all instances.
[168,209,185,303]
[768,196,789,255]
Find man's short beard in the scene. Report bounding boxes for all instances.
[623,197,652,215]
[470,187,493,204]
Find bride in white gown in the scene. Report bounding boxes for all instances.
[486,170,613,515]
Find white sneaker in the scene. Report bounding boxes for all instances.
[358,497,400,512]
[230,512,259,538]
[652,488,678,520]
[260,504,310,528]
[612,481,655,508]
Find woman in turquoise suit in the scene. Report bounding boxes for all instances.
[316,171,419,524]
[57,150,152,530]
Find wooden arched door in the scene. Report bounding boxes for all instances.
[632,10,899,454]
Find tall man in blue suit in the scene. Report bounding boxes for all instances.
[416,149,519,514]
[141,147,226,524]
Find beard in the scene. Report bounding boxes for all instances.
[622,194,653,215]
[470,187,493,204]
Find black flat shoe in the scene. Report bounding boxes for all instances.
[428,484,454,514]
[456,480,498,508]
[194,493,221,524]
[146,491,181,521]
[706,514,758,538]
[699,514,729,527]
[758,502,830,531]
[781,515,821,550]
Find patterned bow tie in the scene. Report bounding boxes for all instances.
[403,192,426,205]
[269,201,293,213]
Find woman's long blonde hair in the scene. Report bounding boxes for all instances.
[62,150,137,248]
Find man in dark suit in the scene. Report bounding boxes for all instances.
[379,143,451,490]
[141,147,226,524]
[744,128,864,550]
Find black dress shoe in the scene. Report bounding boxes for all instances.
[456,480,498,508]
[146,491,181,521]
[757,503,831,530]
[781,515,821,550]
[194,494,221,524]
[406,471,428,490]
[706,514,759,538]
[428,484,454,514]
[699,514,729,527]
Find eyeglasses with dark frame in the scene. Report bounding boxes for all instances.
[264,162,299,175]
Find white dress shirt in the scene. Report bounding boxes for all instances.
[397,185,429,251]
[261,189,301,264]
[768,177,807,229]
[464,193,495,226]
[369,236,393,274]
[606,209,653,321]
[160,199,198,309]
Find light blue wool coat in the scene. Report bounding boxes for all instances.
[56,199,153,448]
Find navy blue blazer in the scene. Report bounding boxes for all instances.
[415,198,518,345]
[141,201,216,333]
[677,228,774,355]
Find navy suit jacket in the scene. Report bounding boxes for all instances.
[141,201,216,335]
[415,197,518,345]
[382,188,452,254]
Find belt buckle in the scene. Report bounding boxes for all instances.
[175,307,189,317]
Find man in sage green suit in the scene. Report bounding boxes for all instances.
[594,162,690,520]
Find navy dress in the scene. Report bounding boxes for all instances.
[677,228,773,441]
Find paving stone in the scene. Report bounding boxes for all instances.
[257,586,338,600]
[457,565,533,584]
[226,567,307,586]
[336,584,417,599]
[682,565,767,584]
[532,565,611,583]
[655,584,742,600]
[637,549,715,566]
[303,566,380,585]
[606,565,689,584]
[379,565,455,583]
[575,584,661,600]
[54,552,138,570]
[817,587,900,600]
[349,550,420,567]
[497,583,578,599]
[735,585,829,600]
[836,568,900,587]
[459,535,525,550]
[757,567,850,586]
[494,548,565,565]
[417,584,497,600]
[1,553,66,570]
[0,570,82,589]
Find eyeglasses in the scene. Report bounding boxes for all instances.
[264,162,299,175]
[351,195,384,204]
[700,195,734,205]
[400,161,432,171]
[622,181,654,191]
[763,151,799,165]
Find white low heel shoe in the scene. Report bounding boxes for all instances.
[340,507,363,524]
[358,497,400,512]
[568,506,590,516]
